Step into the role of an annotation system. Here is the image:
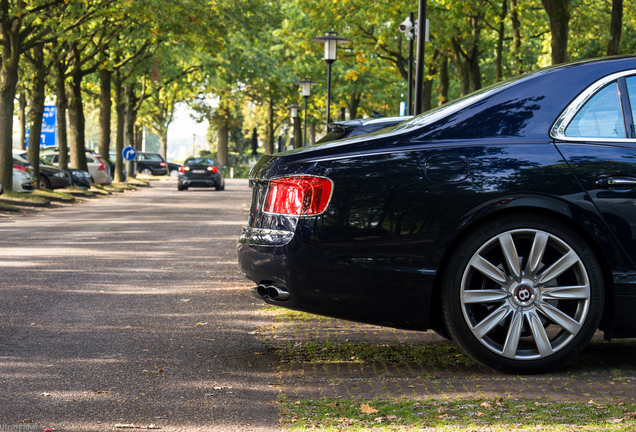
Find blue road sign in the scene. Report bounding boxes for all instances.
[26,105,56,148]
[122,146,137,161]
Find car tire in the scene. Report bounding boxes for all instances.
[141,168,152,175]
[440,213,604,374]
[177,183,186,191]
[39,176,51,190]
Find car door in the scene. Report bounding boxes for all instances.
[553,72,636,264]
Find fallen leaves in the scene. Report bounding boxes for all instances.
[360,403,378,414]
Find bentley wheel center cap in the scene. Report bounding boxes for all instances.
[513,284,535,306]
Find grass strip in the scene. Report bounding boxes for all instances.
[0,202,20,212]
[1,191,49,203]
[32,189,74,200]
[279,397,636,431]
[271,339,476,367]
[89,184,112,195]
[261,306,327,321]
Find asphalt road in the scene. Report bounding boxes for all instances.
[0,179,280,432]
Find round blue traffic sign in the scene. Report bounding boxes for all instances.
[122,146,137,161]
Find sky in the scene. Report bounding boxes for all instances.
[166,102,209,161]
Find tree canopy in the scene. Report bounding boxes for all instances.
[0,0,633,190]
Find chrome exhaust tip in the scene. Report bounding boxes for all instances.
[256,284,290,301]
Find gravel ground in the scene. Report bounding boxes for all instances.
[0,179,280,432]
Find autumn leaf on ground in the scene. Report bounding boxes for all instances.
[480,402,492,409]
[360,403,379,414]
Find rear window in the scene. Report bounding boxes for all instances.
[141,154,164,161]
[185,158,216,166]
[316,126,350,144]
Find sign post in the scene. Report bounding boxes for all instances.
[122,146,137,182]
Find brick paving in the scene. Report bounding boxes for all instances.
[258,317,636,402]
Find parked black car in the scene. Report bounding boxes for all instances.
[67,168,92,189]
[167,161,181,177]
[136,152,168,176]
[177,157,224,191]
[316,116,413,144]
[13,150,71,190]
[238,56,636,374]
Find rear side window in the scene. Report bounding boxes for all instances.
[565,82,626,139]
[142,154,163,161]
[627,76,636,130]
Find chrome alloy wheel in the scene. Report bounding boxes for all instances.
[460,228,591,361]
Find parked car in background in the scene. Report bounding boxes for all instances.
[238,56,636,374]
[9,161,34,192]
[177,157,224,191]
[316,116,413,144]
[13,150,71,190]
[167,161,181,177]
[136,152,168,176]
[66,168,92,189]
[40,151,112,185]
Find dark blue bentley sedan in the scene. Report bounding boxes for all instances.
[238,56,636,373]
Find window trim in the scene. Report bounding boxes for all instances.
[550,70,636,143]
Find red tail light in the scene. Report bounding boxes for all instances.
[160,162,166,167]
[264,176,333,216]
[207,166,219,173]
[97,158,106,171]
[13,164,28,172]
[179,166,187,173]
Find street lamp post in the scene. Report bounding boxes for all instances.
[294,78,318,146]
[287,104,302,148]
[414,0,427,115]
[399,13,416,115]
[311,32,350,132]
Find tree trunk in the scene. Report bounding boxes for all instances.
[468,15,483,92]
[18,92,26,150]
[113,73,126,181]
[160,129,168,159]
[469,50,481,92]
[349,90,361,120]
[438,54,449,106]
[216,97,230,166]
[422,52,438,112]
[607,0,623,56]
[422,78,433,112]
[496,0,508,82]
[54,60,69,170]
[67,70,88,171]
[510,0,523,74]
[27,42,46,189]
[135,124,142,151]
[451,39,471,96]
[98,69,112,161]
[217,121,229,167]
[310,122,316,145]
[266,97,274,155]
[0,11,21,193]
[293,116,301,149]
[124,83,138,150]
[541,0,571,64]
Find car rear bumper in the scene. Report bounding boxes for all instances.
[237,227,434,331]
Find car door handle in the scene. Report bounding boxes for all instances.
[596,176,636,191]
